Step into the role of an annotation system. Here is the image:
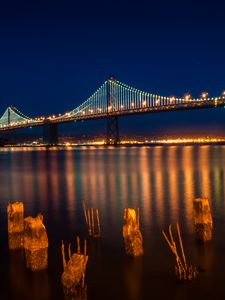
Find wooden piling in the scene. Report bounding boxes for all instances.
[122,208,143,257]
[193,198,213,241]
[7,202,24,249]
[23,214,48,271]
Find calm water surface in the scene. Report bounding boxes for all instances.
[1,145,225,300]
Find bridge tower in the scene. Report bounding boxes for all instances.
[106,77,119,145]
[43,121,58,145]
[8,107,11,125]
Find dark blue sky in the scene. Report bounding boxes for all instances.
[0,0,225,136]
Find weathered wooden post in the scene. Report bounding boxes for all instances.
[61,238,88,299]
[23,214,48,271]
[193,198,213,241]
[7,202,24,249]
[122,208,143,257]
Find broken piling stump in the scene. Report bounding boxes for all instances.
[23,214,48,271]
[162,223,198,282]
[193,198,213,241]
[61,237,88,299]
[7,201,24,249]
[122,208,143,257]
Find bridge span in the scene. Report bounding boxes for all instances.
[0,78,225,145]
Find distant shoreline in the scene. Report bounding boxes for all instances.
[1,141,225,148]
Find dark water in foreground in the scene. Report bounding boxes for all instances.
[1,145,225,300]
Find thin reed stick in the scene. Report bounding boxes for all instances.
[162,229,185,272]
[83,201,88,225]
[96,208,101,235]
[91,208,95,235]
[87,210,92,235]
[61,240,67,271]
[68,243,71,259]
[82,240,87,288]
[176,222,187,268]
[77,236,81,254]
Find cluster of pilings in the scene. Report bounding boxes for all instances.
[5,196,214,299]
[7,202,48,271]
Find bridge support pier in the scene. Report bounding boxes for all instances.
[106,116,119,145]
[43,122,58,145]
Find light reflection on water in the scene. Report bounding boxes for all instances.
[1,146,225,228]
[1,145,225,299]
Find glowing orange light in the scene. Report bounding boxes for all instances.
[184,93,191,101]
[201,92,208,99]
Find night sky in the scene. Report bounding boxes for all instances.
[0,0,225,136]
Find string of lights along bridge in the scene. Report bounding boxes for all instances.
[0,78,225,145]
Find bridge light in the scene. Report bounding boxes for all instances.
[121,105,124,109]
[143,101,146,106]
[170,96,175,102]
[184,93,191,101]
[108,106,112,110]
[82,111,85,115]
[131,102,134,107]
[222,91,225,97]
[201,92,208,99]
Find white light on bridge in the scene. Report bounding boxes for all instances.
[201,92,208,99]
[184,93,191,101]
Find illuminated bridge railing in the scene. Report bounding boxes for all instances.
[0,79,225,131]
[55,79,225,121]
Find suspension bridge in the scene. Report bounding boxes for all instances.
[0,78,225,145]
